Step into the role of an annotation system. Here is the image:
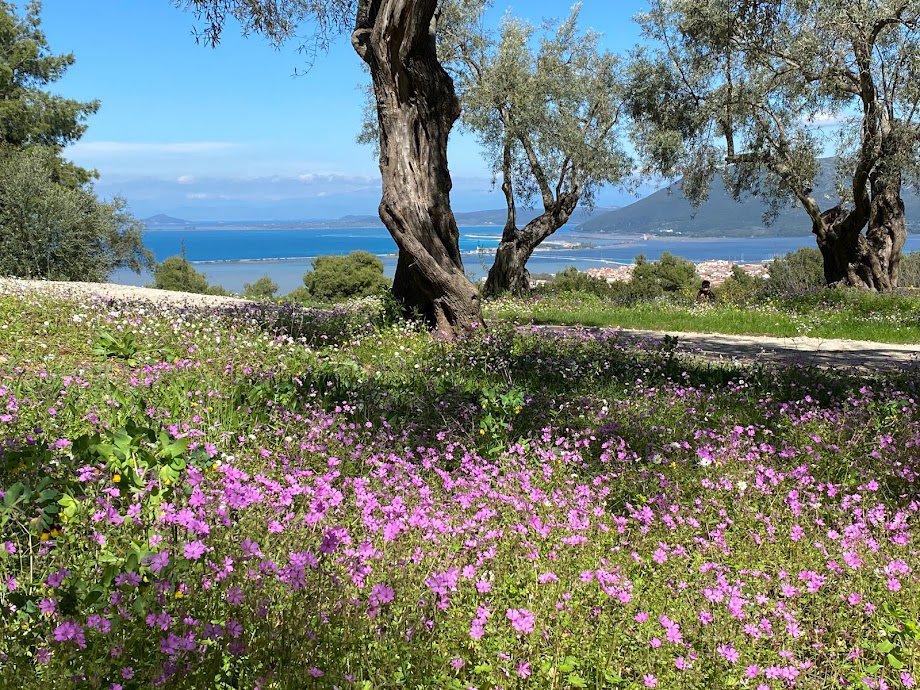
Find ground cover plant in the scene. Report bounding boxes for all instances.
[0,285,918,689]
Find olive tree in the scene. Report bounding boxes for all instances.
[178,0,482,335]
[0,147,149,281]
[627,0,919,290]
[449,6,630,296]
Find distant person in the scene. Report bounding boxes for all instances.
[697,279,715,302]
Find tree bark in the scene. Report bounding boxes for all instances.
[866,173,907,291]
[352,0,482,337]
[483,192,580,297]
[811,182,906,291]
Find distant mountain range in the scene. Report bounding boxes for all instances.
[579,159,919,237]
[144,205,615,230]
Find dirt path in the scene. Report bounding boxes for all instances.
[527,325,920,371]
[3,279,917,370]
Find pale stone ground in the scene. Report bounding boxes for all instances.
[2,279,918,371]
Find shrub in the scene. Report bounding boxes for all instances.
[152,254,224,295]
[767,247,825,294]
[899,251,919,288]
[242,275,278,301]
[718,265,767,304]
[302,251,390,302]
[631,252,698,297]
[546,266,614,297]
[0,147,150,281]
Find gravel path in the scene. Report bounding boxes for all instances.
[0,278,249,308]
[3,279,917,371]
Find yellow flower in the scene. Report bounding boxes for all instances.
[40,533,50,542]
[174,589,184,599]
[113,473,121,483]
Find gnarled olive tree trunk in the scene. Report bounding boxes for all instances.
[483,192,580,297]
[813,205,872,287]
[352,0,482,336]
[813,191,906,292]
[866,174,907,291]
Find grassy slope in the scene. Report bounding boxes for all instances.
[487,292,920,344]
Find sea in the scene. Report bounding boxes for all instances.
[111,224,920,294]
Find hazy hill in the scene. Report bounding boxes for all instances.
[144,214,190,227]
[579,159,919,237]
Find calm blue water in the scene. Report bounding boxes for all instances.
[112,225,919,294]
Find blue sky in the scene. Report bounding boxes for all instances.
[35,1,650,220]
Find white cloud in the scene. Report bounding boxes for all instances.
[808,111,847,128]
[177,175,196,184]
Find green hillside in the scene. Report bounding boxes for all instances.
[579,159,919,236]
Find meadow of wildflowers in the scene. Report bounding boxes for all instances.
[0,287,917,689]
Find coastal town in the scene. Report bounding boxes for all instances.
[586,259,772,286]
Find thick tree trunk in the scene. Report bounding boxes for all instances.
[352,0,482,337]
[813,206,872,287]
[866,176,907,291]
[483,193,579,297]
[812,188,906,292]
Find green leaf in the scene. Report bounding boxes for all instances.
[886,653,905,669]
[567,673,588,688]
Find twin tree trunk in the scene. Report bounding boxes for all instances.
[813,183,906,291]
[352,0,482,336]
[483,193,580,297]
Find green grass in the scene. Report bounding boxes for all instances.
[486,290,920,343]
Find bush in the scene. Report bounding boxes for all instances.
[718,265,767,304]
[546,266,615,297]
[302,251,390,302]
[0,147,150,281]
[767,247,825,294]
[631,252,698,297]
[242,275,278,301]
[152,254,227,295]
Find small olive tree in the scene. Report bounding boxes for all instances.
[448,5,631,296]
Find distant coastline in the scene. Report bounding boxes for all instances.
[117,227,919,295]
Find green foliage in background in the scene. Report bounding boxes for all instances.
[242,274,278,301]
[0,1,148,281]
[301,251,390,303]
[0,147,150,281]
[631,252,698,296]
[767,247,826,295]
[152,253,228,296]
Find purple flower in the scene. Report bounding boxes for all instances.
[148,550,170,574]
[184,541,207,560]
[506,608,535,634]
[53,620,87,649]
[370,583,394,606]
